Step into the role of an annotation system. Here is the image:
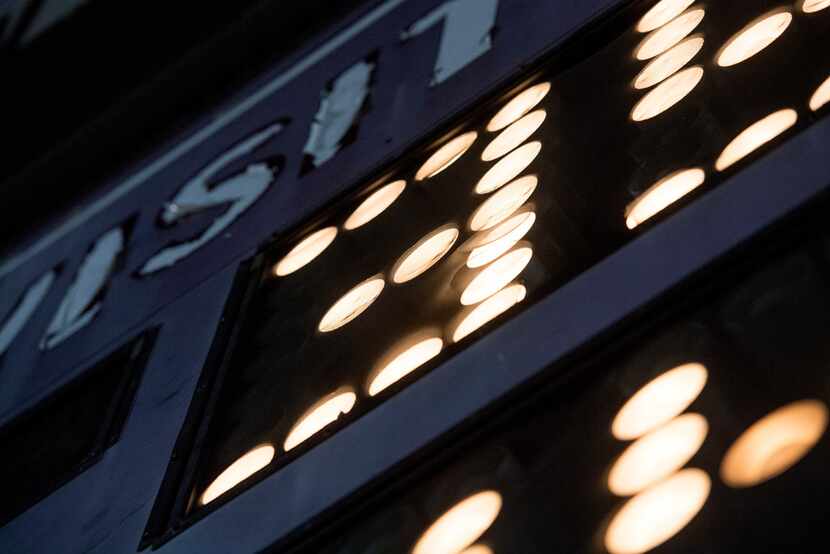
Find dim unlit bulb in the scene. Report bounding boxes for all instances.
[392,225,459,284]
[631,66,703,122]
[625,168,705,229]
[635,8,705,60]
[452,284,526,343]
[475,141,541,195]
[810,75,830,112]
[461,246,533,306]
[487,82,551,132]
[200,444,275,506]
[636,0,696,33]
[715,109,797,171]
[274,227,337,276]
[368,336,443,396]
[469,175,537,232]
[634,36,704,90]
[481,110,546,162]
[284,389,357,451]
[412,490,502,554]
[344,180,406,230]
[716,10,792,67]
[318,276,385,332]
[416,132,478,181]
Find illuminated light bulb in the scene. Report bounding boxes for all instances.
[633,35,704,90]
[460,246,533,306]
[274,226,337,276]
[809,75,830,112]
[466,210,536,268]
[318,275,385,332]
[475,141,541,195]
[452,284,526,343]
[487,82,551,132]
[802,0,830,13]
[469,175,538,232]
[631,66,703,122]
[635,8,705,61]
[415,132,478,181]
[636,0,696,33]
[412,491,502,554]
[392,225,459,284]
[605,468,710,554]
[625,168,706,229]
[368,335,444,396]
[716,10,792,67]
[481,110,546,162]
[344,180,406,230]
[200,444,275,506]
[715,109,797,171]
[283,388,357,451]
[608,413,709,496]
[612,362,707,441]
[720,399,828,488]
[460,546,494,554]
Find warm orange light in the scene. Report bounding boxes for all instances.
[612,363,707,441]
[635,8,705,60]
[605,468,710,554]
[487,82,551,132]
[720,399,828,488]
[636,0,696,33]
[608,413,708,496]
[283,388,357,451]
[469,175,537,232]
[633,35,704,90]
[465,209,535,268]
[631,66,703,122]
[625,168,705,229]
[716,10,792,67]
[200,444,275,506]
[461,246,533,306]
[416,132,478,181]
[318,275,385,332]
[715,109,797,172]
[810,75,830,112]
[344,180,406,230]
[802,0,830,13]
[392,225,459,284]
[452,284,526,343]
[475,142,541,195]
[274,226,337,276]
[412,491,502,554]
[481,110,546,162]
[368,335,444,396]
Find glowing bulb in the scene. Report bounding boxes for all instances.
[461,546,494,554]
[605,468,710,554]
[720,399,828,488]
[481,110,546,162]
[631,66,703,122]
[469,175,537,232]
[452,284,526,343]
[392,225,459,284]
[487,82,551,132]
[475,141,541,195]
[344,180,406,230]
[274,227,337,276]
[318,275,385,332]
[625,168,705,229]
[633,36,704,90]
[715,109,797,172]
[283,388,357,451]
[636,0,696,33]
[368,335,443,396]
[716,10,792,67]
[802,0,830,13]
[810,75,830,112]
[412,491,502,554]
[200,445,275,506]
[612,363,707,441]
[466,210,536,268]
[608,413,708,496]
[635,8,705,61]
[416,132,478,181]
[461,247,533,306]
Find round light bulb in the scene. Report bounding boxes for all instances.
[274,227,337,276]
[283,388,357,451]
[469,175,538,232]
[475,141,541,195]
[802,0,830,13]
[608,413,709,496]
[452,284,526,343]
[368,336,443,396]
[612,362,708,441]
[412,491,502,554]
[716,10,792,67]
[344,180,406,230]
[636,0,696,33]
[318,275,385,332]
[416,132,478,181]
[635,8,705,61]
[605,468,710,554]
[487,82,551,132]
[720,399,828,488]
[633,35,704,90]
[809,75,830,112]
[625,168,706,229]
[466,210,536,268]
[461,246,533,306]
[715,109,797,172]
[392,225,459,284]
[200,444,275,506]
[631,66,703,122]
[481,110,546,162]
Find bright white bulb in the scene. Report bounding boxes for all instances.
[716,10,792,67]
[344,180,406,230]
[461,247,533,306]
[715,109,797,172]
[416,132,478,181]
[274,227,337,276]
[809,75,830,112]
[200,445,275,506]
[631,66,703,122]
[636,0,696,33]
[802,0,830,13]
[469,175,537,232]
[633,36,704,90]
[283,388,357,451]
[635,8,705,60]
[452,284,526,342]
[466,210,536,268]
[625,168,705,229]
[475,141,541,195]
[368,336,443,396]
[487,82,551,132]
[318,276,385,332]
[481,110,546,162]
[392,225,459,284]
[412,491,502,554]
